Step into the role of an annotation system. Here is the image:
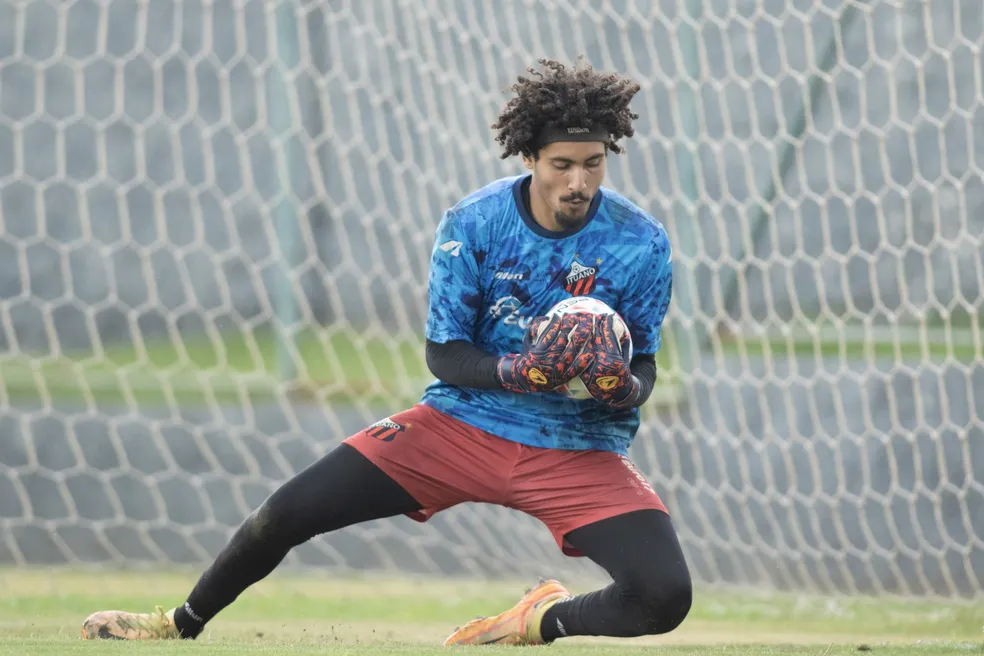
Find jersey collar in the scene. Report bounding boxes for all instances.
[512,174,602,240]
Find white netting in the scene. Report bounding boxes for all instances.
[0,0,982,597]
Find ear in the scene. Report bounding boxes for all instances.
[521,153,535,171]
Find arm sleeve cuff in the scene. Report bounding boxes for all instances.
[628,354,658,407]
[425,339,502,390]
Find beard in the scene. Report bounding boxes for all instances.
[553,209,589,231]
[553,195,591,230]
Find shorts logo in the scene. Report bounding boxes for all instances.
[620,455,656,496]
[596,375,620,391]
[563,258,598,295]
[365,417,409,442]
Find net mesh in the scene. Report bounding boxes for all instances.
[0,0,982,597]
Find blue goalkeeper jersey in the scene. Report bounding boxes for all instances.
[420,174,673,454]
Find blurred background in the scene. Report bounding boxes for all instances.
[0,0,981,600]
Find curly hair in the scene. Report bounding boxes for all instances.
[491,58,641,159]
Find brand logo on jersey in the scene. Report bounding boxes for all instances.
[364,417,408,442]
[439,240,463,257]
[493,263,531,282]
[564,259,597,295]
[489,295,532,329]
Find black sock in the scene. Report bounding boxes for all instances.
[172,601,205,639]
[541,586,659,639]
[539,598,574,642]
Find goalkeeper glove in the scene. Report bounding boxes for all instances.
[581,314,642,410]
[496,314,593,393]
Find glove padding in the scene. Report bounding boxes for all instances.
[496,314,594,393]
[581,314,642,409]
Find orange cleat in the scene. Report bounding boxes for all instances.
[81,606,180,640]
[442,579,570,646]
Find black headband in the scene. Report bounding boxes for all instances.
[529,123,609,153]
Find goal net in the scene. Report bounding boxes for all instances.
[1,0,982,598]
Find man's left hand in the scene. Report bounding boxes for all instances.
[581,314,641,410]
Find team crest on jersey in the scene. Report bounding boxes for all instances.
[563,259,598,295]
[364,417,409,442]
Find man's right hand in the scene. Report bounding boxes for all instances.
[495,314,594,393]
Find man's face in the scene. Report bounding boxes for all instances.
[524,141,607,231]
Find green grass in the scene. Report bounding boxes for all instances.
[1,568,982,655]
[4,642,982,656]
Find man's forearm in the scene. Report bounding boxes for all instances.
[426,339,659,405]
[626,355,657,408]
[425,339,503,389]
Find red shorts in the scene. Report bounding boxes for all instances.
[344,404,667,556]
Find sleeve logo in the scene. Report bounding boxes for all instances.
[439,240,463,257]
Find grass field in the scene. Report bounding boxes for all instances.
[0,569,984,656]
[1,568,983,655]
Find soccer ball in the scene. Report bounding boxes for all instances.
[534,296,632,400]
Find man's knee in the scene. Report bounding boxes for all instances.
[651,569,693,633]
[620,562,693,634]
[241,485,306,545]
[241,499,283,542]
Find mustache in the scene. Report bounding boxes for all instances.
[560,194,589,202]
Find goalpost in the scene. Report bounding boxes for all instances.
[0,0,981,598]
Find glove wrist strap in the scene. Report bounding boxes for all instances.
[495,355,527,393]
[609,374,643,409]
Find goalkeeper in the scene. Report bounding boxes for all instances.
[82,58,691,645]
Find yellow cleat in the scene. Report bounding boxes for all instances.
[81,605,181,640]
[443,579,570,646]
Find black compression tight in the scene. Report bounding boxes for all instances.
[173,444,422,638]
[541,509,693,639]
[172,445,691,640]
